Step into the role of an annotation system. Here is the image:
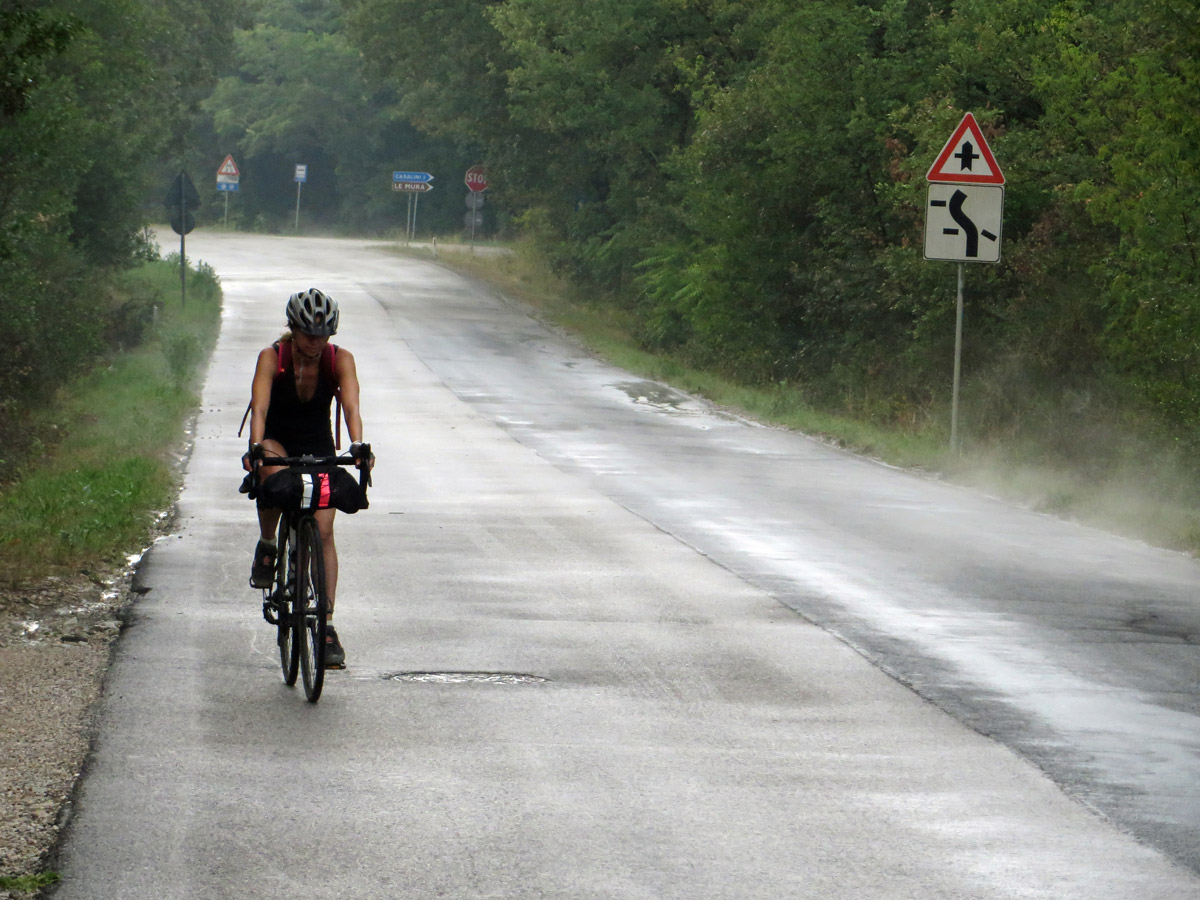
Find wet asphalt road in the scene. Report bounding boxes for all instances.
[49,233,1200,898]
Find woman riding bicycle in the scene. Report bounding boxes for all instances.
[242,288,370,668]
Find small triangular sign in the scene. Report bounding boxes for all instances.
[165,171,201,209]
[926,113,1004,185]
[217,154,240,177]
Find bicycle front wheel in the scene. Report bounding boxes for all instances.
[276,519,299,686]
[295,516,327,702]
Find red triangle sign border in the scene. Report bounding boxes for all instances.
[217,155,240,177]
[926,112,1005,185]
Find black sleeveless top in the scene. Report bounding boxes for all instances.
[263,342,337,456]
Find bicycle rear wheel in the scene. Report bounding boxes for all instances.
[276,520,299,686]
[295,516,327,702]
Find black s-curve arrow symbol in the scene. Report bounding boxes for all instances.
[944,189,978,258]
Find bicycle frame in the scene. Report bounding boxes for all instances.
[251,446,372,702]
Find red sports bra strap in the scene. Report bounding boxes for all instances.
[275,340,290,376]
[274,340,334,380]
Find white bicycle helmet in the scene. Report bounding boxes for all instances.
[285,288,339,336]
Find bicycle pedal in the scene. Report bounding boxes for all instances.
[262,592,289,626]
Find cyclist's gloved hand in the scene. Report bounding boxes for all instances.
[349,441,374,469]
[242,442,264,472]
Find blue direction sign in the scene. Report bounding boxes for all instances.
[393,170,433,183]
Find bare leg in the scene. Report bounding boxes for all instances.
[314,508,343,668]
[258,507,282,542]
[314,507,338,616]
[253,440,288,569]
[254,444,289,542]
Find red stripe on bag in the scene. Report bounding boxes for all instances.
[319,472,331,508]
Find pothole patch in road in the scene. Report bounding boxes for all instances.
[386,671,550,685]
[612,380,700,415]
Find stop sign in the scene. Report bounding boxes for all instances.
[465,165,488,192]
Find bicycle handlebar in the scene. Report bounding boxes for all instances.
[249,442,373,489]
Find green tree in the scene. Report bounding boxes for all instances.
[204,0,469,232]
[1032,0,1200,432]
[485,0,756,288]
[341,0,511,144]
[0,0,236,458]
[335,0,1200,454]
[638,2,953,391]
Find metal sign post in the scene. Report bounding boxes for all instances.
[180,174,186,305]
[951,263,965,450]
[392,172,434,243]
[465,191,485,247]
[464,166,488,247]
[216,155,239,227]
[294,164,307,232]
[923,113,1006,451]
[164,171,199,305]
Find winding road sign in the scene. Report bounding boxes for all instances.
[924,183,1004,263]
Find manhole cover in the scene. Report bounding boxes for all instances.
[387,671,549,685]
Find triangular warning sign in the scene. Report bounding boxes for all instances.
[926,113,1004,185]
[217,155,240,177]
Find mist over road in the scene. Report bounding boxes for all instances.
[51,233,1199,898]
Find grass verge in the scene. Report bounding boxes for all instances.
[0,257,221,585]
[406,240,1200,554]
[0,872,60,893]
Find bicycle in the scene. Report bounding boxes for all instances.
[249,443,372,702]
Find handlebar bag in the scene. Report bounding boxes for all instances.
[256,467,368,513]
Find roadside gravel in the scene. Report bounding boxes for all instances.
[0,567,138,896]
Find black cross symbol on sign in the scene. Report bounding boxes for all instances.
[954,141,980,171]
